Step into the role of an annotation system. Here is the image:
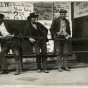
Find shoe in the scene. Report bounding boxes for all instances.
[37,69,42,73]
[14,70,20,75]
[4,71,9,74]
[63,67,71,71]
[20,69,22,72]
[43,70,49,73]
[58,67,63,72]
[0,71,9,74]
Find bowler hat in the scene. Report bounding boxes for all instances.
[27,13,39,20]
[0,14,5,19]
[59,9,67,13]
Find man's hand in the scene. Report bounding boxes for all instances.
[0,36,4,39]
[5,34,14,40]
[56,31,63,36]
[29,38,35,43]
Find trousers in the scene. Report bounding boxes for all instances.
[33,39,47,70]
[0,40,22,71]
[54,36,69,68]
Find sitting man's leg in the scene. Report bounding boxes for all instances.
[12,46,22,75]
[34,41,41,73]
[41,40,49,73]
[0,47,10,74]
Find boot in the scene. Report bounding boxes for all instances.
[57,56,63,72]
[63,66,71,71]
[58,67,63,72]
[14,70,20,75]
[37,69,42,73]
[43,69,49,73]
[42,58,49,73]
[63,56,71,71]
[0,70,9,74]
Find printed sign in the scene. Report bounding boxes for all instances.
[12,2,33,20]
[0,2,33,20]
[34,2,53,20]
[54,2,71,21]
[0,2,12,19]
[74,2,88,18]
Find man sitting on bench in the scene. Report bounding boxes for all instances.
[24,12,49,73]
[0,14,22,75]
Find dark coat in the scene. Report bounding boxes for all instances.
[24,22,48,40]
[50,17,71,39]
[1,21,22,48]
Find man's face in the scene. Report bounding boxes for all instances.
[60,13,66,19]
[31,17,36,23]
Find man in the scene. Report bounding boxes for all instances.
[24,13,49,73]
[50,9,71,72]
[0,14,22,75]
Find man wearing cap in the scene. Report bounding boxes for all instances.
[0,14,22,75]
[50,9,71,72]
[24,13,49,73]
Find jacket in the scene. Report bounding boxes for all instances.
[24,22,48,41]
[50,17,71,39]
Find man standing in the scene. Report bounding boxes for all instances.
[50,9,71,72]
[24,13,49,73]
[0,14,22,75]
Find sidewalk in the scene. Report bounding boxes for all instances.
[0,61,88,86]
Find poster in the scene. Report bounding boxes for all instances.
[12,2,33,20]
[0,2,12,19]
[0,2,33,20]
[74,2,88,18]
[34,2,53,20]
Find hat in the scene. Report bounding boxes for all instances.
[0,14,5,19]
[59,9,67,13]
[27,13,39,20]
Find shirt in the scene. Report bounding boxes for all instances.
[0,22,10,37]
[59,19,70,39]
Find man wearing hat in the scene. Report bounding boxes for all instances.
[50,9,71,72]
[24,13,49,73]
[0,14,22,75]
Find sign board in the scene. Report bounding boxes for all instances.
[12,2,33,20]
[0,2,33,20]
[0,2,12,19]
[74,2,88,18]
[34,2,53,20]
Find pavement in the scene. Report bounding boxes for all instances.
[0,60,88,88]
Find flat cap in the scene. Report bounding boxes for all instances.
[59,9,67,13]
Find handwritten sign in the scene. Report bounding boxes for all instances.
[74,2,88,18]
[0,2,12,19]
[34,2,53,20]
[12,2,33,20]
[0,2,33,20]
[54,2,71,20]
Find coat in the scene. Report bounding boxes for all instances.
[50,17,71,39]
[24,22,48,41]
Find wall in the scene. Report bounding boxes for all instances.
[0,2,72,55]
[73,2,88,62]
